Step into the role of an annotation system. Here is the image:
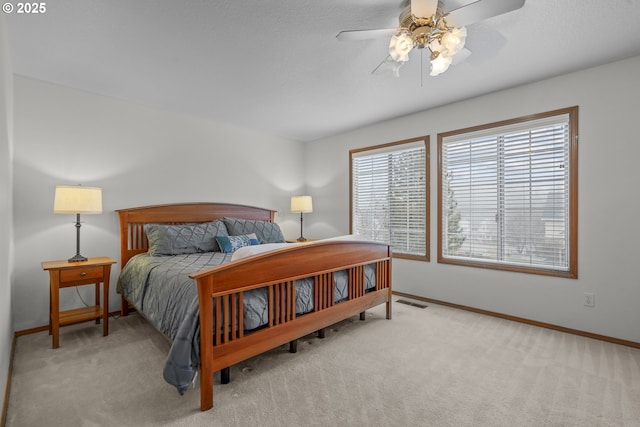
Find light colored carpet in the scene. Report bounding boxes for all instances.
[6,299,640,427]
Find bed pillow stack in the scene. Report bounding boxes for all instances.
[145,220,228,256]
[222,218,286,244]
[145,218,286,256]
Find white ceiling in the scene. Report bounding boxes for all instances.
[6,0,640,142]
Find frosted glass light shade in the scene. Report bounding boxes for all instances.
[440,27,467,56]
[430,54,453,76]
[290,195,313,213]
[389,30,414,62]
[53,185,103,214]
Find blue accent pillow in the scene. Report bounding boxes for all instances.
[215,233,260,253]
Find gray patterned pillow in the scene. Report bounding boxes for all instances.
[222,217,285,244]
[145,220,228,256]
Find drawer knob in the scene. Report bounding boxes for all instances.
[80,271,87,277]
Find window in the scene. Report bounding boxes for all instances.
[350,137,429,260]
[438,107,578,277]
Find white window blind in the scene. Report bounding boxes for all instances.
[351,140,427,258]
[441,112,573,273]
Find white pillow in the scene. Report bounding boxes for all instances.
[230,242,291,261]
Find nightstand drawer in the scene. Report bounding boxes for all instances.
[60,266,103,283]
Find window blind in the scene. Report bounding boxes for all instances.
[352,140,427,258]
[441,113,572,272]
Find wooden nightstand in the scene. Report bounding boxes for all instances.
[41,256,116,349]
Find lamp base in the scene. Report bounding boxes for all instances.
[297,212,307,243]
[69,213,88,262]
[68,254,88,263]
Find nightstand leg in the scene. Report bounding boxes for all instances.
[103,267,110,336]
[50,275,60,349]
[103,281,108,336]
[48,284,52,336]
[95,282,100,324]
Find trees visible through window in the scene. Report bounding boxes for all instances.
[438,107,578,277]
[351,137,429,261]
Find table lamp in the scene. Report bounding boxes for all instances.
[53,185,103,262]
[290,195,313,242]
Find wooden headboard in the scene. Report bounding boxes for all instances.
[115,202,277,267]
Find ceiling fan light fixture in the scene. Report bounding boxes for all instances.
[430,53,453,76]
[440,26,467,56]
[339,0,527,79]
[389,29,414,62]
[429,38,443,55]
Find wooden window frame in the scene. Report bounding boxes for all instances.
[437,107,578,278]
[350,136,430,262]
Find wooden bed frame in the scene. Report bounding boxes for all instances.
[116,202,392,411]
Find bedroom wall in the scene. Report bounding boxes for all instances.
[305,55,640,344]
[0,13,14,416]
[11,76,306,331]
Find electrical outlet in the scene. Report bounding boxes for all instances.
[584,292,595,307]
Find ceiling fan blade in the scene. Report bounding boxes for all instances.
[372,56,404,78]
[336,28,397,42]
[411,0,438,19]
[463,23,507,64]
[445,0,525,28]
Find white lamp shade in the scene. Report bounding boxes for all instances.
[290,195,313,213]
[53,185,103,214]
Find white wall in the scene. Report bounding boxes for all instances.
[306,55,640,343]
[0,13,14,415]
[10,56,640,343]
[11,76,306,330]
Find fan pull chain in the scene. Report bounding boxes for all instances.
[420,49,424,87]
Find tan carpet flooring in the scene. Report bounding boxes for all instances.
[6,299,640,427]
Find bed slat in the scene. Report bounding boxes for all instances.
[348,265,364,299]
[376,260,388,290]
[238,292,244,338]
[230,294,237,342]
[215,297,222,346]
[314,272,335,311]
[269,281,296,326]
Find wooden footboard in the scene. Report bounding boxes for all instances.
[191,240,392,411]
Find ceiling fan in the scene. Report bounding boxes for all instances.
[337,0,525,77]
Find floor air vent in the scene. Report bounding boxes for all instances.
[396,299,428,309]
